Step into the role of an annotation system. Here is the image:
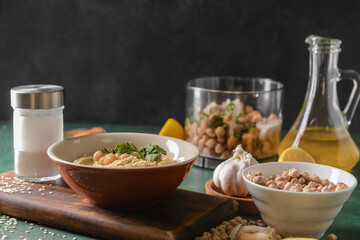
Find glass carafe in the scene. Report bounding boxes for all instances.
[278,35,360,171]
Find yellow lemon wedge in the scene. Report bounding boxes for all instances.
[278,147,316,163]
[282,238,319,240]
[159,118,185,140]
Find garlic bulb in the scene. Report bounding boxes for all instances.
[229,224,278,240]
[213,145,258,197]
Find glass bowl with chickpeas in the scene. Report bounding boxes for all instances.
[185,77,284,168]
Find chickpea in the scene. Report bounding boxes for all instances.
[266,180,276,186]
[191,135,199,145]
[301,172,310,181]
[290,178,299,184]
[201,135,209,142]
[215,126,226,138]
[252,176,266,185]
[303,186,317,192]
[223,115,231,122]
[284,182,294,191]
[245,105,254,113]
[298,176,306,184]
[202,147,212,156]
[268,175,276,180]
[306,181,317,188]
[119,153,130,159]
[288,168,300,178]
[237,116,247,123]
[275,176,286,183]
[329,182,337,189]
[322,179,330,186]
[210,228,219,236]
[290,184,302,192]
[200,117,210,129]
[197,126,205,136]
[282,171,291,181]
[268,184,278,189]
[246,172,254,180]
[312,174,321,183]
[227,136,237,149]
[217,137,225,144]
[93,150,104,161]
[98,156,105,165]
[198,138,206,152]
[205,138,217,149]
[103,153,117,165]
[335,182,348,191]
[277,180,286,189]
[214,143,225,154]
[250,111,262,123]
[220,151,231,159]
[327,234,337,240]
[267,113,278,122]
[321,186,335,192]
[205,128,216,137]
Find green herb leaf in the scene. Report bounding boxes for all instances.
[139,144,167,162]
[113,142,139,155]
[226,101,235,115]
[188,115,195,124]
[102,148,110,154]
[211,114,228,129]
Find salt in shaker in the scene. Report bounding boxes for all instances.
[11,84,64,182]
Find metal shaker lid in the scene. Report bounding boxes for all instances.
[11,84,64,109]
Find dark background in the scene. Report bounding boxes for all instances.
[1,0,360,132]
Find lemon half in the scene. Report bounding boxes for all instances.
[278,147,315,163]
[159,118,185,140]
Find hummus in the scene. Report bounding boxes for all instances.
[73,152,178,168]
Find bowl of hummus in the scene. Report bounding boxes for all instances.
[47,133,200,210]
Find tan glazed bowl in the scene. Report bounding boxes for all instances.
[47,133,199,210]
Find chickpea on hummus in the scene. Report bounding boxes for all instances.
[73,142,178,168]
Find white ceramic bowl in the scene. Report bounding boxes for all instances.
[242,162,357,238]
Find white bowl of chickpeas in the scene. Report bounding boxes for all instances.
[242,162,357,238]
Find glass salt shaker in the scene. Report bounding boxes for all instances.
[11,84,64,182]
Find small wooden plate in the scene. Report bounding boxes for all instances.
[205,179,260,216]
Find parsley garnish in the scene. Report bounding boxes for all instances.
[102,142,167,162]
[226,101,235,115]
[209,113,227,129]
[139,144,167,162]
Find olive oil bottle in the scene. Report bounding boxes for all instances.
[278,35,360,171]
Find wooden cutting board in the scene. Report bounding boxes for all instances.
[0,171,238,240]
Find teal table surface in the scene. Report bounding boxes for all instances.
[0,121,359,240]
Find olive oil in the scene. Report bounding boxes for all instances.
[278,127,359,171]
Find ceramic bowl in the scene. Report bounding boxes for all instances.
[242,162,357,238]
[47,133,199,210]
[205,179,259,215]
